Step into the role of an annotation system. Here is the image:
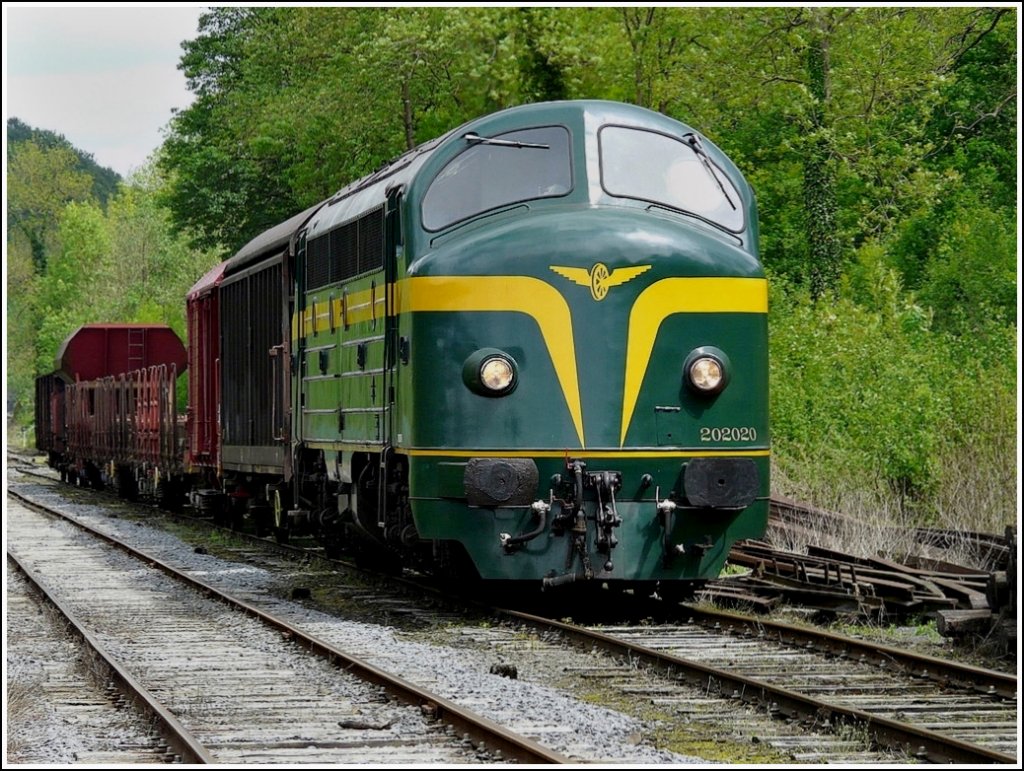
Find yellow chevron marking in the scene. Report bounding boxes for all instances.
[401,276,586,448]
[620,277,768,446]
[293,274,766,454]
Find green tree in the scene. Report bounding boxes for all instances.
[726,8,964,294]
[517,8,569,102]
[7,118,121,206]
[13,158,221,415]
[801,8,842,299]
[161,7,526,252]
[618,7,708,112]
[886,8,1016,330]
[102,162,222,337]
[6,235,37,424]
[160,7,294,253]
[7,140,93,273]
[33,201,111,373]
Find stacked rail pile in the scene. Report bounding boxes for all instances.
[701,496,1016,648]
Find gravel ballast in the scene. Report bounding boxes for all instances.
[8,477,705,764]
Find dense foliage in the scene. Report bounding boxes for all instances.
[7,118,121,206]
[5,142,221,426]
[7,8,1017,526]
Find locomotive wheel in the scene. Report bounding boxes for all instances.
[272,489,290,543]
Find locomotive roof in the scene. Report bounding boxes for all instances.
[304,134,446,242]
[224,101,749,269]
[223,201,326,277]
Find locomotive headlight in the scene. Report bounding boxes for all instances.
[684,347,729,395]
[690,357,723,390]
[463,349,518,396]
[480,356,515,392]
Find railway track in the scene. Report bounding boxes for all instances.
[6,491,566,764]
[6,568,172,764]
[7,462,1018,763]
[498,607,1017,764]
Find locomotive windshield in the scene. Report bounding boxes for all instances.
[422,126,571,231]
[599,126,744,232]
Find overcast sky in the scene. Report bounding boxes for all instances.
[4,4,205,177]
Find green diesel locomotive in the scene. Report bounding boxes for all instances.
[37,101,767,592]
[254,99,769,591]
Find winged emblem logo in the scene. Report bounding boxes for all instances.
[550,263,652,301]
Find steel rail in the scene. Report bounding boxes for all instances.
[496,607,1016,765]
[677,603,1017,699]
[7,551,214,764]
[7,489,570,765]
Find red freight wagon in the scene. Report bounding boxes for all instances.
[68,366,180,468]
[185,261,226,473]
[56,323,187,381]
[48,324,187,499]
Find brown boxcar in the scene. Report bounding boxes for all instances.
[215,205,319,480]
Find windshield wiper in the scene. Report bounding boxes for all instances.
[683,133,737,211]
[463,132,550,150]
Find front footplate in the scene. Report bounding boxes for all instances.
[497,459,624,587]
